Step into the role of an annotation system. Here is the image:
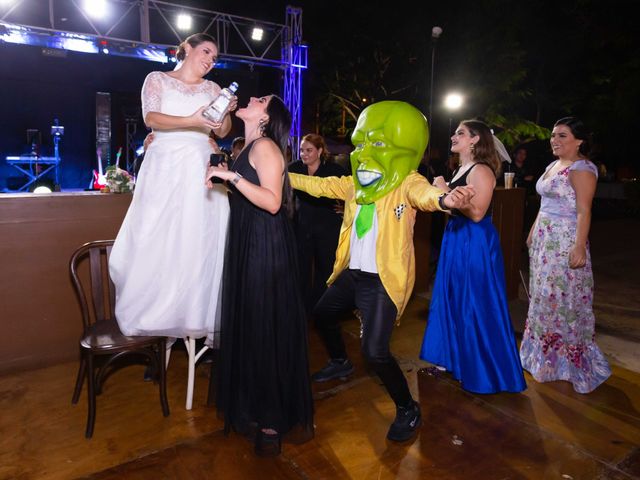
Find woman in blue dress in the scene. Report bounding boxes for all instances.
[420,120,526,394]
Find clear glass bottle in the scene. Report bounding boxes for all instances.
[202,82,239,123]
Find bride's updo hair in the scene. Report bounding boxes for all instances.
[176,33,217,62]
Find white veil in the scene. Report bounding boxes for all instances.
[493,135,511,164]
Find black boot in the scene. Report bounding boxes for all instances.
[311,359,354,382]
[386,400,421,442]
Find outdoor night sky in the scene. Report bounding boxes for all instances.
[201,0,638,176]
[1,0,637,181]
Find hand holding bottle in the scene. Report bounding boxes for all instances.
[191,106,224,130]
[203,82,239,123]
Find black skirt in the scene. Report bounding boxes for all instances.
[216,144,314,442]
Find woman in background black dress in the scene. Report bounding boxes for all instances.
[288,133,346,312]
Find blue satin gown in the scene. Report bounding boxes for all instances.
[420,164,526,394]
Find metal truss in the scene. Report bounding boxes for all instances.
[0,0,306,145]
[283,6,306,158]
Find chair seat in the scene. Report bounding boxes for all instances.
[80,318,163,351]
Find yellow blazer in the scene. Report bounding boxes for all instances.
[289,171,445,320]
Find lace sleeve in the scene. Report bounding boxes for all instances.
[141,72,164,120]
[570,159,598,179]
[207,80,222,101]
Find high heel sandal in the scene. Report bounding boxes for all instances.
[254,430,281,457]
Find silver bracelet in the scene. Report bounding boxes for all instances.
[231,172,243,185]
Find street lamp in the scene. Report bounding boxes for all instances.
[444,92,464,153]
[427,26,443,160]
[444,92,463,111]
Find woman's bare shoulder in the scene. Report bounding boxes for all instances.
[468,162,496,184]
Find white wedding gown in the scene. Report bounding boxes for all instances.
[109,71,229,344]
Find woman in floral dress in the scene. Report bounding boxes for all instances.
[520,117,611,393]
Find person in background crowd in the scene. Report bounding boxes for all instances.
[507,146,535,193]
[288,133,347,312]
[230,136,245,165]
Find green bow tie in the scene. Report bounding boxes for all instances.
[355,203,375,239]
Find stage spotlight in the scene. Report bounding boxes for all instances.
[165,47,177,63]
[62,37,98,54]
[30,179,56,194]
[83,0,108,20]
[98,39,109,54]
[176,13,192,31]
[251,26,264,41]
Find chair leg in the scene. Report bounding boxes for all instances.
[85,353,96,438]
[186,337,196,410]
[72,350,86,404]
[158,340,170,417]
[165,342,172,369]
[207,349,219,407]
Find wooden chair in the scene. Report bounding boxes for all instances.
[70,240,170,438]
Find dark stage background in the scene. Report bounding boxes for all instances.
[0,42,281,191]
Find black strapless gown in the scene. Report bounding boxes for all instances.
[216,141,314,441]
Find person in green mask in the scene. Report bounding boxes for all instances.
[289,100,474,442]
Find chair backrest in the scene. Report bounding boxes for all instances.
[69,240,116,330]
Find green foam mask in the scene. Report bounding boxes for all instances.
[350,101,429,204]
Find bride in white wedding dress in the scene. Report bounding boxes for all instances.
[109,33,233,345]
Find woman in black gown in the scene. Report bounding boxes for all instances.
[205,95,314,456]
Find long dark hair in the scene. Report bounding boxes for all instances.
[176,33,217,61]
[554,117,591,158]
[461,119,501,176]
[264,95,294,218]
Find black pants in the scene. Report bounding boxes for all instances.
[312,269,413,407]
[297,226,339,312]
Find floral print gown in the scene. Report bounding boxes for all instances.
[520,159,611,393]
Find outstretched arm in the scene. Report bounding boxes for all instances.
[289,172,351,201]
[403,172,474,212]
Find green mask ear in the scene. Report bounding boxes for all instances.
[350,101,429,204]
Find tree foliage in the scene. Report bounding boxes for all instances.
[300,0,638,168]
